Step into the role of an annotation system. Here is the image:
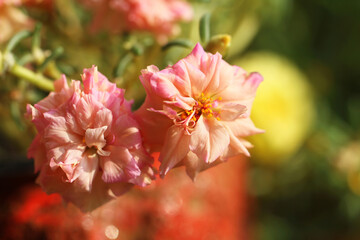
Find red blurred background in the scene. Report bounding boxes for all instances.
[1,156,250,240]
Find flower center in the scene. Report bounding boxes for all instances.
[83,127,111,156]
[176,93,221,134]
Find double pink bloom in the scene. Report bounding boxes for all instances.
[27,44,263,210]
[134,43,264,180]
[27,66,155,211]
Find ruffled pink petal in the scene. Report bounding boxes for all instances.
[186,50,215,95]
[43,112,82,148]
[184,151,222,181]
[104,96,126,120]
[159,125,191,177]
[223,117,265,137]
[183,43,207,68]
[26,104,48,132]
[71,94,102,130]
[34,77,73,113]
[48,144,81,169]
[218,71,263,105]
[148,69,195,110]
[65,111,84,136]
[219,139,254,161]
[127,147,155,186]
[129,165,155,187]
[189,116,210,162]
[53,75,69,92]
[163,95,196,110]
[201,52,223,93]
[54,147,84,181]
[149,70,178,99]
[85,126,108,151]
[139,66,191,111]
[190,118,230,163]
[130,146,154,168]
[218,102,247,121]
[205,56,236,95]
[82,65,117,94]
[133,101,173,151]
[171,61,192,97]
[148,105,179,120]
[73,151,99,191]
[100,146,141,183]
[34,92,65,113]
[112,114,142,149]
[172,59,207,97]
[227,129,251,157]
[70,79,81,92]
[139,65,160,94]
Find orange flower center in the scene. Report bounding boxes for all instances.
[176,93,222,133]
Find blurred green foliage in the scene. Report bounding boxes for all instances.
[246,0,360,239]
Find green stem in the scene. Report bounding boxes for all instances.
[38,47,64,71]
[5,31,32,54]
[9,64,54,91]
[32,23,42,51]
[114,52,134,78]
[18,53,35,66]
[161,39,194,51]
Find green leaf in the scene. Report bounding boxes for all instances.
[199,13,211,43]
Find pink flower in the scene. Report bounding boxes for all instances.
[27,66,155,211]
[0,0,21,6]
[0,0,33,44]
[134,43,264,180]
[80,0,193,43]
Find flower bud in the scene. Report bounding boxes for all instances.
[205,34,231,55]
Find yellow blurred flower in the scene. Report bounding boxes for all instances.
[233,52,315,165]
